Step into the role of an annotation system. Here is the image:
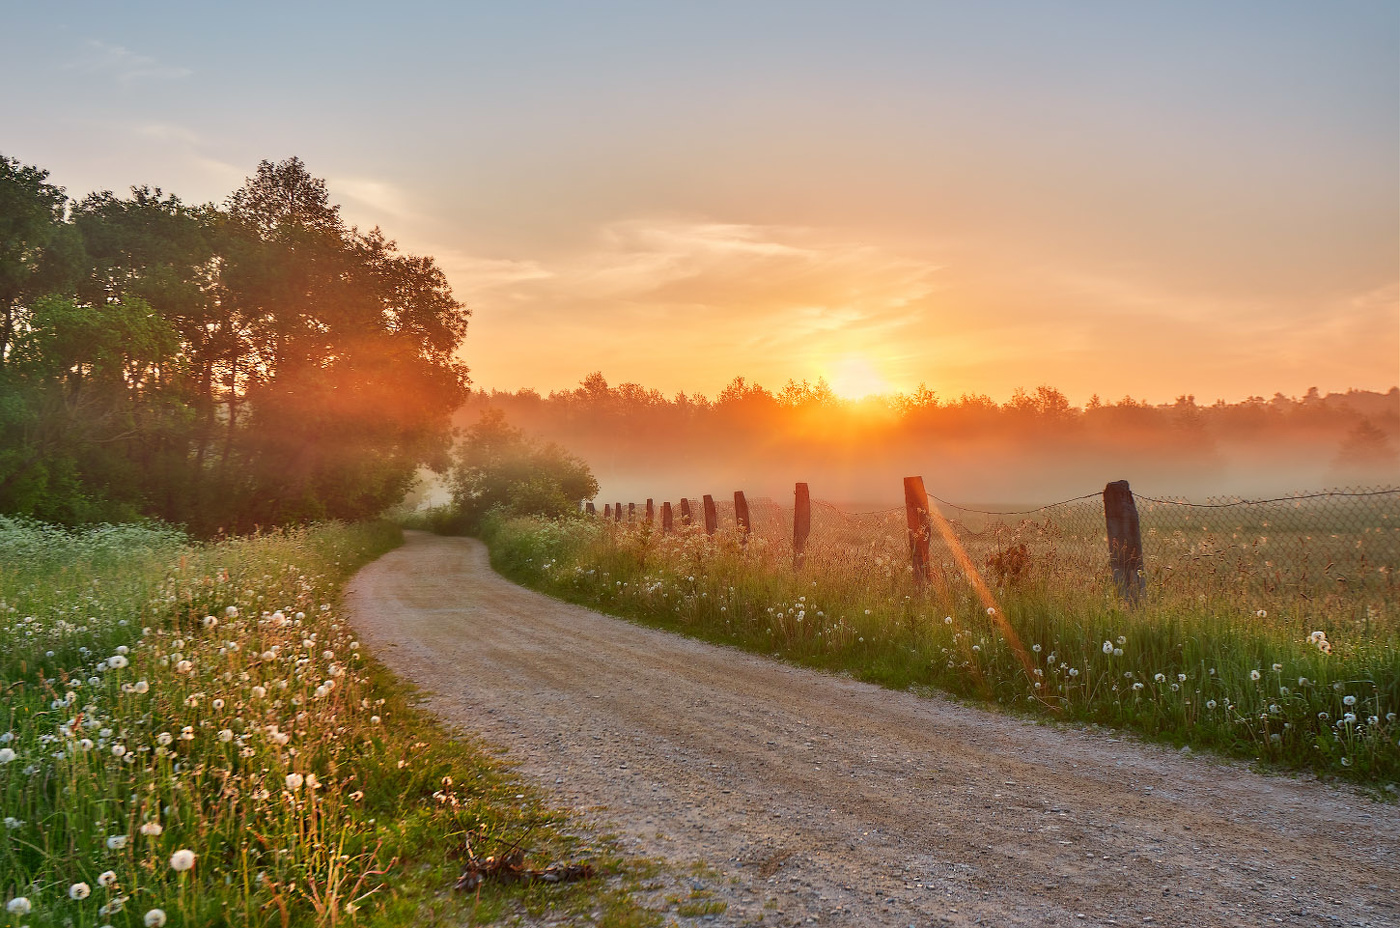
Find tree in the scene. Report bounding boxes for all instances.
[0,156,68,365]
[448,409,598,529]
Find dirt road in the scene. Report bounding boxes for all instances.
[345,533,1399,927]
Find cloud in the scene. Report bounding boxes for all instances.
[331,176,414,221]
[69,40,191,83]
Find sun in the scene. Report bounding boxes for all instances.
[827,356,891,400]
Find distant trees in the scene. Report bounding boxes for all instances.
[0,155,470,532]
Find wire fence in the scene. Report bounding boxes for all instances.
[612,485,1400,621]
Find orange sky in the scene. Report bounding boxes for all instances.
[4,3,1396,405]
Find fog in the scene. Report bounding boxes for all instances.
[448,377,1399,509]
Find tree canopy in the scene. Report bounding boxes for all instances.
[0,155,471,532]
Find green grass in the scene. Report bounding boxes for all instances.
[484,514,1400,789]
[0,517,659,927]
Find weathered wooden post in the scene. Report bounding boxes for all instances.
[645,498,654,523]
[628,502,636,522]
[661,501,673,532]
[734,490,751,542]
[586,501,596,516]
[679,498,693,525]
[702,494,717,535]
[613,503,622,522]
[904,476,933,581]
[1104,480,1146,604]
[793,482,811,569]
[603,503,611,520]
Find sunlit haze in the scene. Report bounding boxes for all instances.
[3,2,1396,404]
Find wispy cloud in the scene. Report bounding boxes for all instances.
[68,40,191,83]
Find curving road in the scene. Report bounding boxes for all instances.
[345,532,1399,927]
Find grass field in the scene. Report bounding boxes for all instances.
[486,512,1400,789]
[0,518,658,928]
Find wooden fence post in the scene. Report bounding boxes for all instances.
[1104,480,1146,604]
[586,502,596,516]
[628,502,636,522]
[904,476,932,581]
[645,498,654,523]
[734,490,750,541]
[613,503,622,522]
[793,482,811,569]
[603,503,611,520]
[680,498,692,525]
[662,501,673,532]
[702,494,717,535]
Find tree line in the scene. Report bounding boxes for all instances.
[1,155,470,533]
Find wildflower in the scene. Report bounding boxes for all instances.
[145,908,168,927]
[108,655,129,669]
[1102,641,1113,655]
[70,882,92,900]
[1177,673,1186,682]
[1250,670,1261,681]
[1256,610,1267,618]
[1298,677,1309,687]
[251,685,266,698]
[0,748,15,764]
[1116,635,1126,645]
[370,715,381,725]
[1343,695,1357,707]
[140,822,163,836]
[156,732,173,746]
[175,660,192,674]
[1068,667,1079,677]
[203,615,218,629]
[286,773,304,790]
[134,681,149,694]
[7,897,31,916]
[1154,673,1166,683]
[169,849,195,872]
[1341,757,1352,767]
[212,698,224,710]
[986,607,995,616]
[1133,682,1144,691]
[1206,699,1217,709]
[1032,644,1041,652]
[98,871,117,887]
[218,729,234,742]
[944,616,953,625]
[112,744,127,757]
[1271,663,1282,672]
[106,834,128,850]
[225,606,238,618]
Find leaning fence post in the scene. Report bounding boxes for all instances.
[793,482,811,569]
[628,502,636,522]
[702,494,718,535]
[680,498,693,525]
[586,502,596,516]
[1104,480,1146,604]
[734,490,751,542]
[645,499,654,523]
[904,476,933,581]
[662,501,673,532]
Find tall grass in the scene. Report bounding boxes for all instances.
[0,517,654,927]
[486,515,1400,788]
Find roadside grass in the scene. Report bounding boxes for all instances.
[484,515,1400,789]
[0,517,658,927]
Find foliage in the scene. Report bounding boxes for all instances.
[485,515,1400,787]
[445,410,598,532]
[0,155,470,534]
[0,519,653,926]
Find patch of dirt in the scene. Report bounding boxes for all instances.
[345,533,1400,927]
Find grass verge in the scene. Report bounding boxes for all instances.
[484,514,1399,790]
[0,517,659,927]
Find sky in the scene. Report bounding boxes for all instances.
[2,1,1396,405]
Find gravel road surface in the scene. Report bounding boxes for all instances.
[345,532,1399,927]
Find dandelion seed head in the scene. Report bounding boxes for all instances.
[70,882,91,900]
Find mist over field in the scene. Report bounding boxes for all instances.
[450,377,1400,508]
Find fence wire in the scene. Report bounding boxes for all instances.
[605,486,1400,619]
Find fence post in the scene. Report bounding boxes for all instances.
[904,476,932,581]
[603,503,611,520]
[586,502,596,516]
[793,482,811,569]
[680,498,693,525]
[613,503,622,522]
[734,490,750,542]
[662,501,673,532]
[702,494,717,535]
[1104,480,1146,604]
[628,502,636,522]
[645,498,654,523]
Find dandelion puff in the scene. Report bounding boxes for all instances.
[70,882,91,900]
[169,849,195,872]
[98,871,117,887]
[286,773,304,790]
[986,607,995,616]
[107,834,128,850]
[944,616,953,625]
[0,748,15,764]
[1343,695,1357,706]
[1102,641,1113,655]
[7,897,31,915]
[1271,663,1282,672]
[1154,673,1166,683]
[145,908,168,927]
[1250,670,1261,681]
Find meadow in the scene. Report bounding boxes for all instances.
[0,518,655,928]
[485,506,1400,788]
